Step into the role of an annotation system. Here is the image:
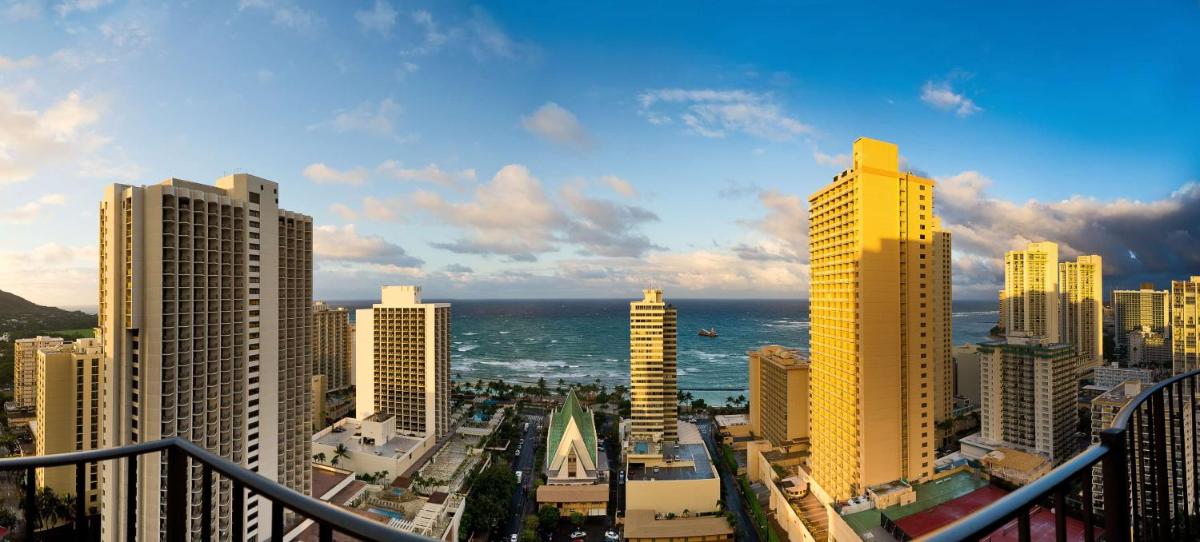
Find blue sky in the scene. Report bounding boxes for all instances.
[1,0,1198,306]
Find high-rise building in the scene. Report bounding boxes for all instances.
[629,288,678,443]
[35,337,103,508]
[14,335,64,410]
[1090,381,1146,514]
[1112,284,1169,356]
[99,175,313,541]
[313,302,351,392]
[979,337,1080,463]
[1059,255,1103,374]
[807,137,949,500]
[747,345,809,448]
[354,286,451,438]
[1171,277,1200,374]
[1002,242,1060,342]
[1126,326,1171,370]
[932,221,954,444]
[312,301,352,429]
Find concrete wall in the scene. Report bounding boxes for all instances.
[625,476,721,517]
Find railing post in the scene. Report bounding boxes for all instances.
[1100,428,1131,542]
[166,444,189,542]
[126,454,138,542]
[24,466,36,541]
[75,461,87,538]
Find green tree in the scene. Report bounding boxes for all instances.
[570,511,585,527]
[313,452,326,464]
[519,529,539,542]
[333,443,350,464]
[537,505,561,530]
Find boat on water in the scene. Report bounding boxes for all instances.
[698,328,718,338]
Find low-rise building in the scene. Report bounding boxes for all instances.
[1126,326,1171,370]
[623,509,734,542]
[1090,380,1146,514]
[981,447,1052,487]
[311,414,435,480]
[1093,363,1156,389]
[536,389,610,516]
[623,421,732,540]
[747,346,809,449]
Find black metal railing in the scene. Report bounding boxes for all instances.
[0,437,434,542]
[921,368,1200,542]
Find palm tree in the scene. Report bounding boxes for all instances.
[313,452,327,464]
[333,443,350,466]
[725,395,736,407]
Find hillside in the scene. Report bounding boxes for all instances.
[0,290,97,389]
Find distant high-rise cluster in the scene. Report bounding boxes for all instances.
[1112,284,1169,357]
[1172,276,1200,374]
[807,137,950,500]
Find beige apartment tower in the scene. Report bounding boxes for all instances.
[1002,242,1060,342]
[629,289,678,443]
[35,337,103,508]
[355,286,451,438]
[747,346,809,447]
[313,302,352,391]
[807,137,949,500]
[1112,285,1169,356]
[1059,255,1103,373]
[14,335,64,410]
[1172,277,1200,374]
[99,175,313,541]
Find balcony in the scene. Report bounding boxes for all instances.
[921,369,1200,542]
[0,438,429,541]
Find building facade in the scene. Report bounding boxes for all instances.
[14,335,64,410]
[629,289,678,443]
[1171,277,1200,374]
[1002,242,1060,342]
[1112,285,1169,357]
[807,137,948,500]
[355,285,451,438]
[747,345,809,448]
[313,302,352,392]
[979,337,1080,464]
[99,175,313,541]
[1059,255,1103,374]
[1127,326,1171,370]
[1090,381,1146,514]
[35,338,103,508]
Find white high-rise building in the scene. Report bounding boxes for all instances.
[355,286,451,438]
[1059,255,1103,374]
[99,175,312,541]
[14,335,64,410]
[1002,242,1060,342]
[1112,285,1169,356]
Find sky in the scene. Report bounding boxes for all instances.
[1,0,1198,306]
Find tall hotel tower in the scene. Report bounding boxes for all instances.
[355,286,451,438]
[1059,255,1103,373]
[629,289,678,443]
[1172,277,1200,374]
[99,175,313,540]
[1002,242,1061,342]
[807,137,950,500]
[1112,284,1169,356]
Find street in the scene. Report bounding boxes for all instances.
[504,414,543,540]
[697,417,760,542]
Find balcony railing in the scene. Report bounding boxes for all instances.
[0,437,433,542]
[921,368,1200,542]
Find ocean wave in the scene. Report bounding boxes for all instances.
[952,311,1000,317]
[764,319,811,329]
[684,349,731,361]
[499,331,511,335]
[462,332,478,336]
[457,344,478,352]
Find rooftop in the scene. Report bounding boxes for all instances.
[315,419,427,461]
[536,484,610,503]
[842,471,990,535]
[622,509,733,539]
[713,414,749,427]
[628,442,714,481]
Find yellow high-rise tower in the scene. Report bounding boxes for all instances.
[808,137,950,500]
[1171,276,1200,374]
[1002,242,1060,341]
[629,289,678,443]
[1060,255,1103,373]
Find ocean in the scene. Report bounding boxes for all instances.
[335,298,1000,405]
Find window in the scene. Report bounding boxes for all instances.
[249,192,260,204]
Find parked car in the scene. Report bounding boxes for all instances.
[604,530,620,541]
[570,530,587,538]
[510,534,518,542]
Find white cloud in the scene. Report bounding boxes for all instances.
[313,98,404,138]
[362,196,405,222]
[811,146,851,169]
[404,10,449,56]
[1,193,67,223]
[377,160,474,187]
[921,81,981,117]
[55,0,110,17]
[414,164,563,261]
[0,243,97,307]
[637,88,813,140]
[237,0,318,31]
[313,224,422,267]
[256,69,275,84]
[329,203,358,222]
[0,55,40,70]
[521,102,589,149]
[5,1,43,21]
[465,6,527,60]
[355,0,396,35]
[99,18,152,50]
[302,162,368,185]
[0,87,108,183]
[600,175,637,198]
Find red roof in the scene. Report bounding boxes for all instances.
[894,486,1103,541]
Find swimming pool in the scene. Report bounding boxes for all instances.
[369,507,405,520]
